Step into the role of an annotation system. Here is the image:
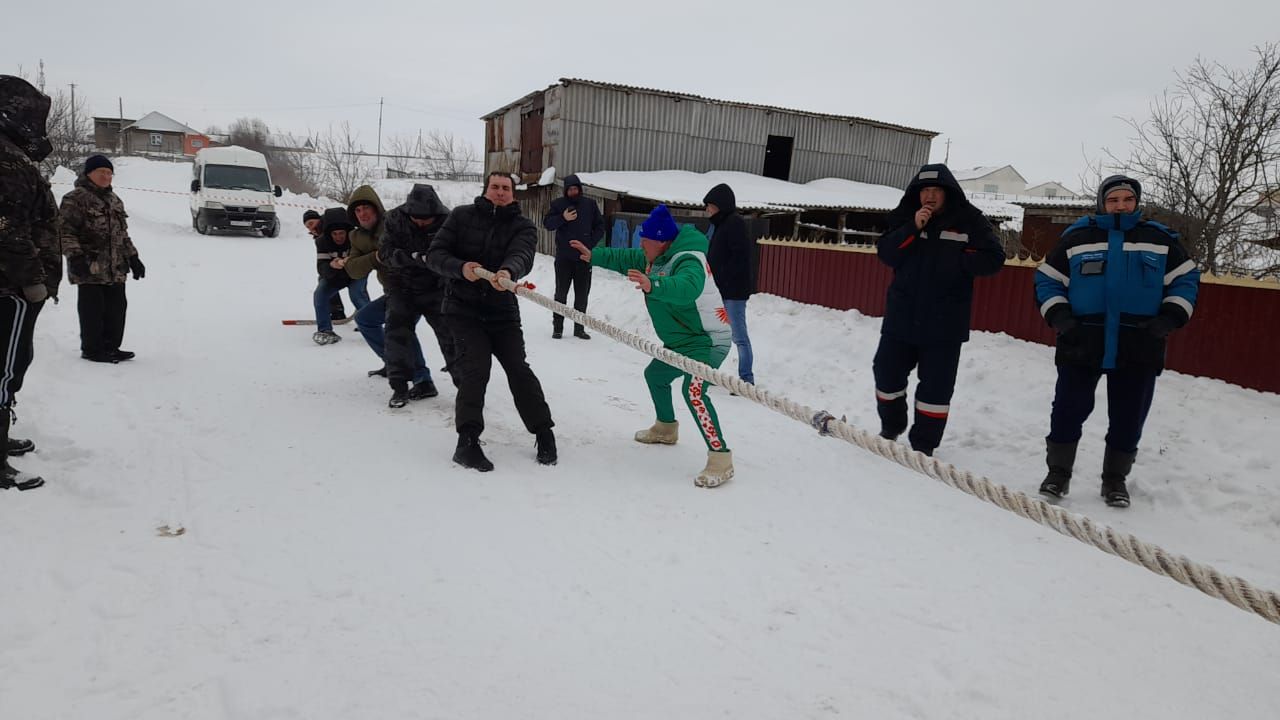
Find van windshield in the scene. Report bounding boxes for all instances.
[203,164,271,192]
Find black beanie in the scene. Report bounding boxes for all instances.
[302,209,321,222]
[84,154,113,175]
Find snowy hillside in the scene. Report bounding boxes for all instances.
[2,157,1278,719]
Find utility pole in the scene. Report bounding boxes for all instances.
[944,138,952,164]
[376,96,384,168]
[69,83,77,151]
[118,97,124,154]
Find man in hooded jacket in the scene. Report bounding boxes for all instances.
[1033,175,1199,508]
[542,174,603,339]
[703,183,755,384]
[427,172,556,472]
[874,164,1004,456]
[345,185,433,406]
[0,75,63,490]
[312,207,369,345]
[379,183,457,406]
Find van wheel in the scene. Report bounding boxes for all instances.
[195,211,209,235]
[262,218,280,238]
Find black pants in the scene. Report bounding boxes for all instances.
[0,295,44,409]
[872,335,963,453]
[552,257,592,333]
[77,283,128,355]
[1047,365,1158,453]
[386,289,457,389]
[447,314,553,437]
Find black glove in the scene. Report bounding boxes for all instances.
[68,255,91,279]
[1143,314,1177,339]
[128,255,146,280]
[1047,306,1079,334]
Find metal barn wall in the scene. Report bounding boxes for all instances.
[555,84,931,187]
[756,240,1280,394]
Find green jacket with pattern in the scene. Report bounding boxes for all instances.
[590,224,731,358]
[59,175,139,285]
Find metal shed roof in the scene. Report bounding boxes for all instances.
[482,78,938,138]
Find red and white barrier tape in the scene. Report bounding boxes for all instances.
[50,181,329,211]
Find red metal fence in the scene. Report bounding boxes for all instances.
[756,239,1280,394]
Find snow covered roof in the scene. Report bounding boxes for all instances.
[123,111,200,135]
[572,170,907,213]
[484,79,938,138]
[1013,198,1096,209]
[265,132,313,150]
[952,165,1027,183]
[1025,181,1077,195]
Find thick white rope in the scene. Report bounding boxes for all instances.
[476,268,1280,627]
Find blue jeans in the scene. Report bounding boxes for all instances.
[723,299,754,383]
[357,295,430,382]
[313,277,369,332]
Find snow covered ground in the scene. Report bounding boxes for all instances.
[3,157,1278,719]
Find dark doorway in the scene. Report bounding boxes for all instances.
[520,95,546,177]
[763,134,794,181]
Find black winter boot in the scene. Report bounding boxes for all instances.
[388,386,409,409]
[1038,440,1078,499]
[0,409,43,490]
[408,379,438,400]
[535,429,557,466]
[1101,446,1137,508]
[453,433,494,472]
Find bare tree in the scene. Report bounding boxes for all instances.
[312,122,372,202]
[40,87,92,178]
[228,117,271,154]
[423,130,480,180]
[1106,43,1280,277]
[384,133,422,176]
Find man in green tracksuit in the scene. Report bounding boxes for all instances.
[569,204,734,488]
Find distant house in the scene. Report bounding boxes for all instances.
[92,116,134,152]
[1025,181,1078,200]
[265,132,315,153]
[111,111,210,157]
[953,165,1027,196]
[1014,198,1095,258]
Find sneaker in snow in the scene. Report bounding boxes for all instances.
[312,330,341,345]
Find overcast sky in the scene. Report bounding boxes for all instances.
[5,0,1277,191]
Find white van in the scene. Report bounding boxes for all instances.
[190,146,283,237]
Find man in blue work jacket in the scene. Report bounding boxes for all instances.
[1034,175,1200,508]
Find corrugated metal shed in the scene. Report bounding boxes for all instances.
[483,79,937,188]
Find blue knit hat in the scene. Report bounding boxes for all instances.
[640,204,679,242]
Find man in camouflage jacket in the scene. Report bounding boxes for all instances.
[0,75,62,490]
[60,154,145,363]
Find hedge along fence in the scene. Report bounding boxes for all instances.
[755,238,1280,395]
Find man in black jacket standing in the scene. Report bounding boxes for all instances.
[427,172,556,471]
[703,183,755,384]
[873,164,1004,456]
[543,174,603,339]
[379,184,456,407]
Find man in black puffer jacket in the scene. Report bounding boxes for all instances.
[703,183,755,385]
[380,184,457,404]
[543,174,604,339]
[427,172,556,472]
[873,164,1004,456]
